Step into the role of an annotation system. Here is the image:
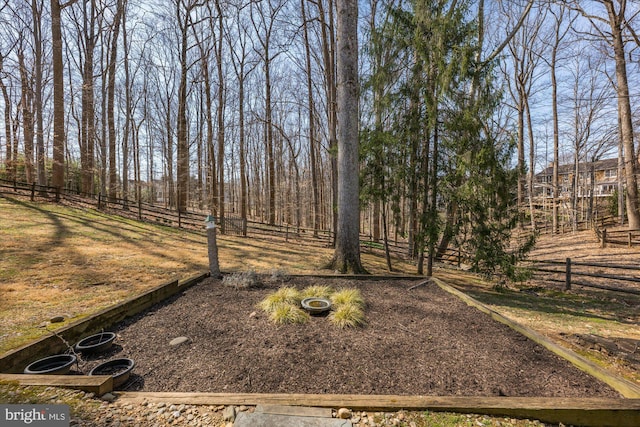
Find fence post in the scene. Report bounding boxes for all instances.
[30,182,36,201]
[138,197,142,220]
[457,249,461,268]
[286,224,289,242]
[629,232,632,248]
[242,218,247,237]
[601,229,607,248]
[565,258,571,291]
[178,209,182,228]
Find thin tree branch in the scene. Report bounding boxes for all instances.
[482,0,534,66]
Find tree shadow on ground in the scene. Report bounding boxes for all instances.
[463,286,639,326]
[2,196,206,275]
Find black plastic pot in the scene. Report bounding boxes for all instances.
[24,354,77,375]
[89,358,135,389]
[74,332,116,354]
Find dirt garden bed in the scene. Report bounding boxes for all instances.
[72,276,620,398]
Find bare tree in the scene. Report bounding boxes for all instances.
[565,51,612,227]
[193,5,216,213]
[214,0,225,229]
[317,0,338,242]
[50,0,76,191]
[0,49,13,180]
[545,3,574,233]
[17,41,35,184]
[69,0,100,195]
[501,1,546,227]
[107,0,123,201]
[121,0,131,207]
[30,0,47,188]
[567,0,640,229]
[226,3,257,225]
[251,0,287,225]
[301,0,321,237]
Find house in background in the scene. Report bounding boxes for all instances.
[534,157,620,199]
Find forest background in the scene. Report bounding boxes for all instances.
[1,0,640,277]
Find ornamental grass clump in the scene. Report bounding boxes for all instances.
[329,288,365,328]
[329,304,366,328]
[258,286,302,313]
[330,288,365,309]
[300,285,334,299]
[259,285,365,327]
[269,303,310,324]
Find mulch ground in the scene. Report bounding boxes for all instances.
[79,276,620,397]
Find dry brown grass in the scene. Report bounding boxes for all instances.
[0,195,417,354]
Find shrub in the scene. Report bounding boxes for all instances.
[222,270,261,290]
[269,269,291,282]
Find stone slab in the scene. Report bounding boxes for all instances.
[255,404,332,418]
[234,412,351,427]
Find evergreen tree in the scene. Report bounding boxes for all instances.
[361,0,534,280]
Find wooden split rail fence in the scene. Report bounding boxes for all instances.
[595,227,640,248]
[528,259,640,295]
[0,178,343,249]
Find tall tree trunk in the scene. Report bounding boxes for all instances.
[122,1,131,208]
[99,40,107,196]
[206,70,217,217]
[550,8,563,234]
[51,0,65,191]
[215,0,225,231]
[318,0,338,243]
[331,0,365,273]
[81,0,97,195]
[551,48,559,233]
[265,51,275,225]
[525,96,536,230]
[107,0,123,201]
[302,0,320,237]
[426,111,439,277]
[238,68,247,223]
[18,48,35,184]
[176,2,189,213]
[32,0,46,188]
[164,98,175,208]
[516,93,525,225]
[606,1,640,229]
[0,64,11,180]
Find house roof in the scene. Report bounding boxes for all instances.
[536,157,619,177]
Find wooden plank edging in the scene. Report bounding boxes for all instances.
[0,374,113,395]
[431,277,640,399]
[116,392,640,427]
[0,272,208,374]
